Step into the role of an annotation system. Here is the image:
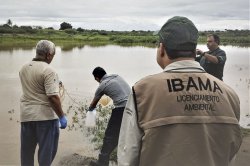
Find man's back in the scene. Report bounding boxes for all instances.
[118,17,241,166]
[133,70,241,166]
[19,61,58,122]
[139,123,241,166]
[95,74,131,108]
[90,68,131,166]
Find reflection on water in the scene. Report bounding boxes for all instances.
[0,42,158,52]
[59,42,109,52]
[0,45,249,103]
[0,44,249,122]
[2,42,248,52]
[0,44,249,119]
[0,44,34,51]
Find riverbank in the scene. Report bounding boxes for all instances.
[0,28,250,48]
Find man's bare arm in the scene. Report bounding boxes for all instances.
[48,95,64,118]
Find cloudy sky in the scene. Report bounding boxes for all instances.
[0,0,249,31]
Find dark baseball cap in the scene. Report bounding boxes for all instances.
[158,16,198,51]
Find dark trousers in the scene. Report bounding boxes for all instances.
[21,119,59,166]
[98,107,124,165]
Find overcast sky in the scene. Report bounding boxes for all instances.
[0,0,249,31]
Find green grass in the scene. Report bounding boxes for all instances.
[0,28,249,48]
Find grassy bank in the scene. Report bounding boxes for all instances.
[0,28,158,47]
[0,28,249,48]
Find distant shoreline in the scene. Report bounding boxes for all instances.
[0,28,249,47]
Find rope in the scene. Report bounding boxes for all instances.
[65,90,83,106]
[59,85,83,106]
[59,84,111,107]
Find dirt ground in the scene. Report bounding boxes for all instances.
[58,153,116,166]
[58,136,250,166]
[235,135,250,166]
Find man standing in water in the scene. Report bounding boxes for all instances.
[118,16,241,166]
[19,40,67,166]
[196,34,226,80]
[89,67,131,166]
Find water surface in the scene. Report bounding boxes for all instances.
[0,44,249,165]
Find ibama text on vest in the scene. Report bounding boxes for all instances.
[177,95,220,102]
[166,77,223,93]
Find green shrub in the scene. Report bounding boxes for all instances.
[65,29,78,35]
[66,101,117,162]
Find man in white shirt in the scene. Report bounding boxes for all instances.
[19,40,67,166]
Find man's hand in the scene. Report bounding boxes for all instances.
[196,49,204,56]
[59,81,63,88]
[88,98,99,112]
[59,115,67,129]
[88,106,95,112]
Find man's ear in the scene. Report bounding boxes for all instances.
[95,77,100,82]
[46,53,50,60]
[159,43,165,57]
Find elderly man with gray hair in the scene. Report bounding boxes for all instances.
[19,40,67,166]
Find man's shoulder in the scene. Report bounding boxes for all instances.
[208,75,239,99]
[110,74,118,77]
[216,47,226,55]
[21,61,51,68]
[134,72,164,86]
[102,74,117,80]
[42,64,56,75]
[20,62,30,71]
[20,61,48,73]
[221,81,239,97]
[103,74,124,83]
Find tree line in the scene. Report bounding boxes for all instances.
[1,19,249,35]
[0,19,249,46]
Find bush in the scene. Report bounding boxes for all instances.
[47,27,54,30]
[0,26,12,33]
[60,22,73,30]
[66,101,117,162]
[65,29,78,35]
[77,27,85,32]
[20,26,37,34]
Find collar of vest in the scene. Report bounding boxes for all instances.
[164,60,205,73]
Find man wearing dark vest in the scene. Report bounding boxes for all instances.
[118,16,242,166]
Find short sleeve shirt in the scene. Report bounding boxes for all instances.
[19,61,59,122]
[94,74,131,108]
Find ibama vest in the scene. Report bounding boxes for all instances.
[133,71,241,166]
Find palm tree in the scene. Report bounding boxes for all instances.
[7,19,12,27]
